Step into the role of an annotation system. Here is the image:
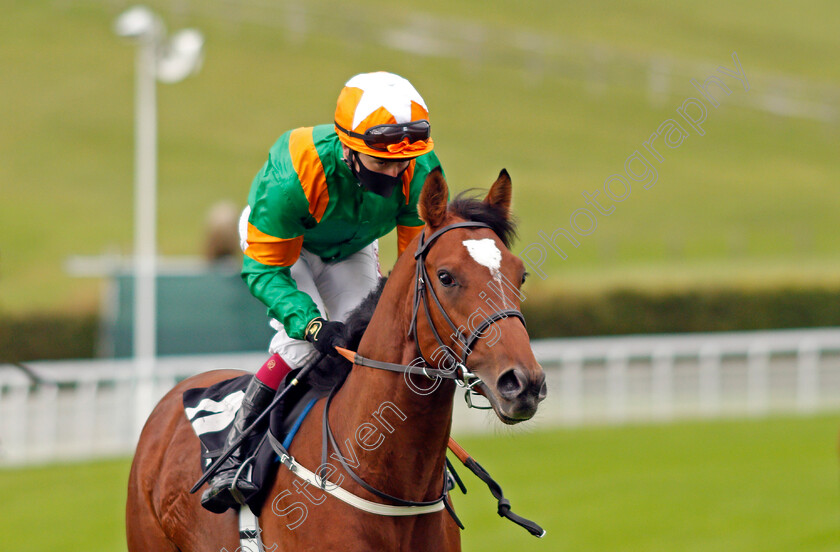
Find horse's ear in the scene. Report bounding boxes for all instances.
[418,168,448,228]
[484,168,512,219]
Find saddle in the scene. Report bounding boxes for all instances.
[183,370,329,514]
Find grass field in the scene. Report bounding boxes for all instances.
[1,413,838,551]
[2,1,840,315]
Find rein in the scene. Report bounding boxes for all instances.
[318,384,461,525]
[271,220,543,536]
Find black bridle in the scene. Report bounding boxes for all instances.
[342,221,527,406]
[408,221,526,395]
[322,220,528,515]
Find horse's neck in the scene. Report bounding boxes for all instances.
[328,256,455,501]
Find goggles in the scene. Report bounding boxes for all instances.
[335,120,431,152]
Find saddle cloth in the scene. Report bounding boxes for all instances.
[183,373,326,514]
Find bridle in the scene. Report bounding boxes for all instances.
[343,220,526,407]
[269,220,544,536]
[408,221,526,400]
[318,221,527,514]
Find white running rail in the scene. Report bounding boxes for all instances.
[3,329,840,466]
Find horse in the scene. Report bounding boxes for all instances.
[126,168,547,551]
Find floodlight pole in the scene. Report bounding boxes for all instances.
[115,6,204,441]
[132,21,158,442]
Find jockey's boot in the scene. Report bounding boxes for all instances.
[200,375,276,513]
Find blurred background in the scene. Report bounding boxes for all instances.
[1,1,838,551]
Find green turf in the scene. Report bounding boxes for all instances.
[1,413,838,551]
[0,456,129,552]
[455,414,840,552]
[2,1,839,314]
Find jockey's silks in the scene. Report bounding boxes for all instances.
[242,124,442,340]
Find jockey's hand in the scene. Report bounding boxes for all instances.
[304,317,347,357]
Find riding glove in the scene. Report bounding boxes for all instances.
[304,317,346,356]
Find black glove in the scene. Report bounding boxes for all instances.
[304,317,346,356]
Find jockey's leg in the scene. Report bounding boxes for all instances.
[199,365,279,513]
[201,249,326,514]
[311,241,381,322]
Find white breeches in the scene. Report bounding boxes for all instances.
[239,207,381,369]
[267,243,381,368]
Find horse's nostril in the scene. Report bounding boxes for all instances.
[496,368,525,400]
[538,379,548,402]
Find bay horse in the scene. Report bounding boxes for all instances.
[126,168,547,551]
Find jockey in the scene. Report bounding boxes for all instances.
[201,71,442,513]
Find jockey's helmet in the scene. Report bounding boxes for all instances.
[334,72,434,159]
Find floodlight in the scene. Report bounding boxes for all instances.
[157,29,205,83]
[114,5,159,39]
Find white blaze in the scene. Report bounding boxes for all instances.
[463,238,507,307]
[463,238,501,271]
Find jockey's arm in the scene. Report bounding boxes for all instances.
[241,258,320,341]
[396,153,446,257]
[242,160,322,340]
[396,224,423,257]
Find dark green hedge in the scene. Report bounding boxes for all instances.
[3,286,840,361]
[522,286,840,339]
[0,313,98,363]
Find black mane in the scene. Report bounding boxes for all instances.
[449,191,517,248]
[303,192,516,390]
[305,277,387,392]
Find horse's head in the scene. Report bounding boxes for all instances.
[413,168,547,424]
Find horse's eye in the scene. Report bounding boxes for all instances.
[437,270,456,287]
[521,272,529,285]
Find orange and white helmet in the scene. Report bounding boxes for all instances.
[334,72,434,159]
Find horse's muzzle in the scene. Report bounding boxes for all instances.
[494,367,547,423]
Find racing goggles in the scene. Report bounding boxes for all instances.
[335,120,431,151]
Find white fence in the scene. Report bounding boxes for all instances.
[3,329,840,466]
[0,353,265,467]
